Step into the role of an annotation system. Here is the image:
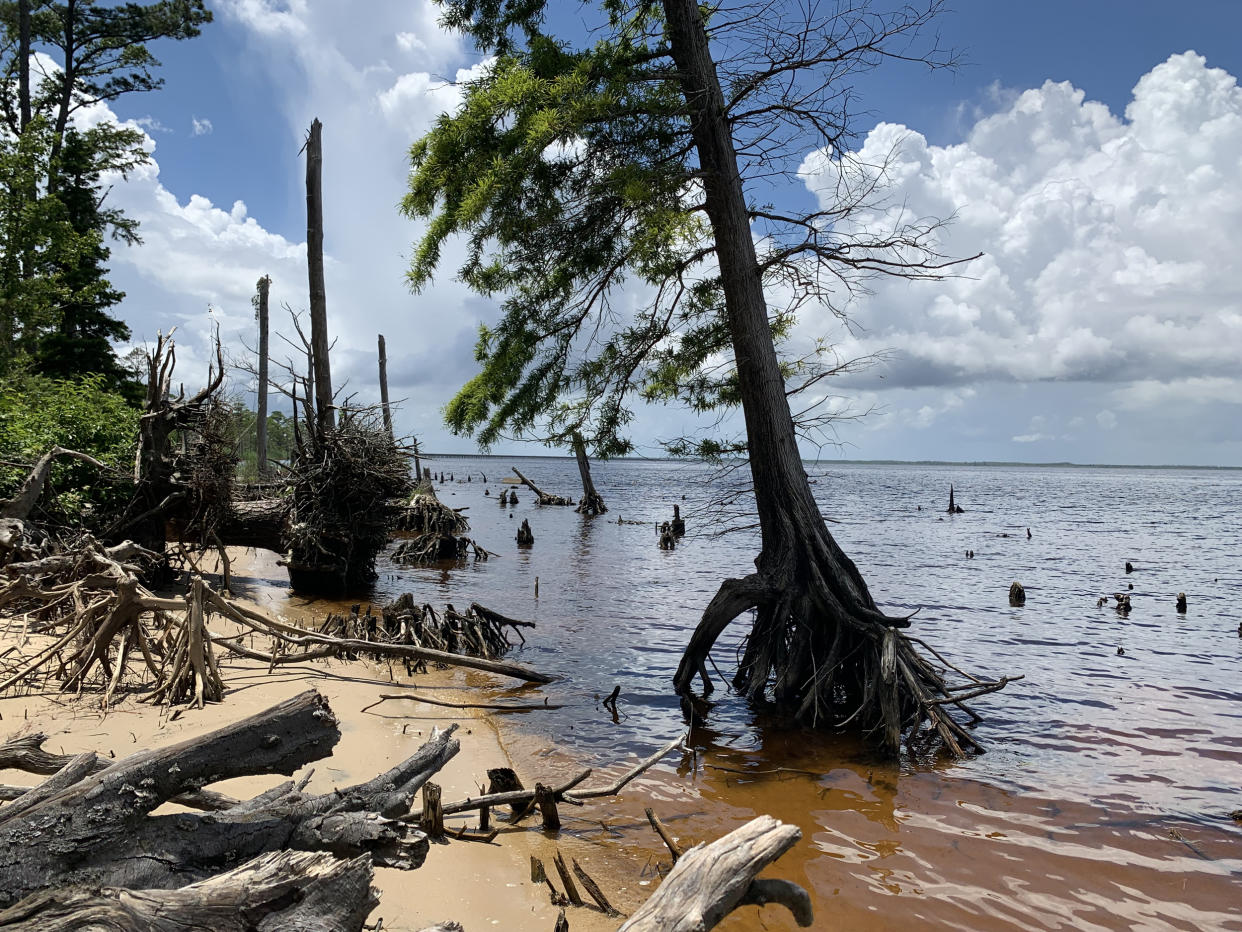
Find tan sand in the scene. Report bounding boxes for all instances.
[0,548,645,931]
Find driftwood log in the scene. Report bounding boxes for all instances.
[619,815,812,930]
[512,468,574,506]
[0,689,455,908]
[0,851,378,931]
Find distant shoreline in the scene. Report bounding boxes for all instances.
[420,452,1241,471]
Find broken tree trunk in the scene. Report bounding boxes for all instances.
[573,433,607,515]
[619,816,812,930]
[0,690,453,906]
[256,275,271,479]
[0,448,107,521]
[0,851,378,932]
[305,117,334,436]
[378,333,394,439]
[512,468,573,506]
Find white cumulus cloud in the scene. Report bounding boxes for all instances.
[799,51,1242,435]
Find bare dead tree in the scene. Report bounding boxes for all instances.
[254,275,271,479]
[303,118,334,436]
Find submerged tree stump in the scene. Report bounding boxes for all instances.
[1008,582,1026,606]
[573,433,607,515]
[671,505,686,536]
[516,519,534,546]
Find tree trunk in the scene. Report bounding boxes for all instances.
[255,275,271,478]
[48,0,76,176]
[378,333,393,438]
[0,851,379,932]
[17,0,30,133]
[305,118,334,436]
[572,433,607,515]
[0,690,451,906]
[661,0,1001,755]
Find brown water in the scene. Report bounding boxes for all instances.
[311,459,1242,929]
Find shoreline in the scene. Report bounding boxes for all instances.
[0,547,648,931]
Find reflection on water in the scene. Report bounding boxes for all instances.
[279,459,1242,929]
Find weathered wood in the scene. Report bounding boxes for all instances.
[0,448,107,521]
[572,432,607,515]
[552,850,583,906]
[202,587,552,683]
[572,857,620,916]
[0,850,377,932]
[619,816,812,930]
[361,692,560,714]
[305,118,334,435]
[420,781,444,837]
[645,807,682,861]
[0,734,238,812]
[535,782,560,831]
[0,691,454,905]
[256,275,271,478]
[512,468,573,506]
[378,333,393,438]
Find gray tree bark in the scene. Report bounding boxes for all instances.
[305,118,335,435]
[0,690,452,906]
[256,275,271,478]
[378,333,394,437]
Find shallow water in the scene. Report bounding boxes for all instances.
[341,459,1242,929]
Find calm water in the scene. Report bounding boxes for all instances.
[354,459,1242,929]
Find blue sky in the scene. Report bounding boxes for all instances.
[84,0,1242,466]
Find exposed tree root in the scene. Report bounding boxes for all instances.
[675,520,1018,756]
[393,492,487,563]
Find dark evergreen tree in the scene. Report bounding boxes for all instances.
[32,128,140,400]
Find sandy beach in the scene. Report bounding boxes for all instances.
[0,548,656,931]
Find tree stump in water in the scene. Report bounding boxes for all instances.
[659,523,676,550]
[671,504,686,536]
[516,519,534,546]
[1008,581,1026,606]
[947,484,964,514]
[573,432,608,515]
[1176,592,1187,612]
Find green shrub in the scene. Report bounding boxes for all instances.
[0,373,139,526]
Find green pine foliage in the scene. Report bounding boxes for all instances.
[0,0,210,388]
[405,0,956,459]
[404,1,726,457]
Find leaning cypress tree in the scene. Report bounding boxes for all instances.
[403,0,1012,754]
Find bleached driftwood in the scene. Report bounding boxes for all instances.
[619,815,812,931]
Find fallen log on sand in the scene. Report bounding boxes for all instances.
[0,690,455,911]
[0,851,377,931]
[0,732,237,812]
